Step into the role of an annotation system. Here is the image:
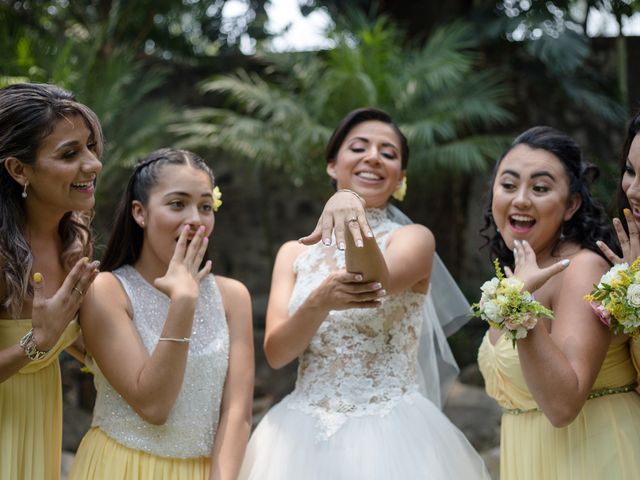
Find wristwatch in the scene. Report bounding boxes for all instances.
[19,328,49,360]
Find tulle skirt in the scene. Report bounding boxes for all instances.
[69,428,211,480]
[239,392,490,480]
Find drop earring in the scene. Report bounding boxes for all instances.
[22,182,28,199]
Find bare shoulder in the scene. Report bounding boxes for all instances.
[214,275,252,333]
[277,240,308,262]
[215,275,250,304]
[563,249,609,279]
[84,271,129,309]
[388,223,435,250]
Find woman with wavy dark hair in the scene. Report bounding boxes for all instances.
[476,126,640,479]
[0,83,102,479]
[596,111,640,395]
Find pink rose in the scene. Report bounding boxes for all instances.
[590,302,611,327]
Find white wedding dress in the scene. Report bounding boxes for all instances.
[239,209,489,479]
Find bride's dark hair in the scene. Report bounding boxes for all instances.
[325,108,410,169]
[479,126,617,269]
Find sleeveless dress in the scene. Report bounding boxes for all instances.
[0,318,79,480]
[239,208,489,480]
[633,338,640,394]
[69,266,229,480]
[478,331,640,479]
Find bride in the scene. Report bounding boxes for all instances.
[239,108,489,479]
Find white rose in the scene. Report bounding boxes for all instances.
[627,284,640,308]
[481,278,499,296]
[503,277,524,291]
[599,263,629,288]
[483,301,501,323]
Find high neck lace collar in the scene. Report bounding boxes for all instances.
[365,208,389,228]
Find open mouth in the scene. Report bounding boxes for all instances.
[71,180,96,192]
[356,171,383,181]
[509,214,535,232]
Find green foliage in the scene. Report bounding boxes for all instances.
[174,17,514,186]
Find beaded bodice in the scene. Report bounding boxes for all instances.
[90,265,229,458]
[286,208,425,439]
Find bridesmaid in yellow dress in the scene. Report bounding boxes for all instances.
[0,83,102,479]
[476,126,640,479]
[68,149,254,480]
[597,110,640,393]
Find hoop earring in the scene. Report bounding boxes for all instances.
[22,182,28,199]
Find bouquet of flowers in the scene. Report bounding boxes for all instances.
[584,258,640,338]
[472,259,554,347]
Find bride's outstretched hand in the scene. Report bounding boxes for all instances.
[298,190,372,250]
[597,209,640,265]
[508,240,570,293]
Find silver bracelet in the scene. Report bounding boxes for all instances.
[336,188,365,206]
[158,337,190,343]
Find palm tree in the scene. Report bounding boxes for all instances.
[173,17,514,187]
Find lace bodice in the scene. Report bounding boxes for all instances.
[90,265,229,458]
[286,208,426,439]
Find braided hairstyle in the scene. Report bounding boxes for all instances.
[100,148,215,272]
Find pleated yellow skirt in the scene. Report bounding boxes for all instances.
[0,319,79,480]
[69,427,211,480]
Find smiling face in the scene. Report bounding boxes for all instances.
[621,134,640,219]
[133,163,215,269]
[20,114,102,216]
[326,120,405,208]
[491,144,581,260]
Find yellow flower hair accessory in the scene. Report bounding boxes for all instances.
[392,177,407,201]
[212,186,222,212]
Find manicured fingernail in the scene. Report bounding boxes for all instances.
[378,289,387,296]
[184,225,190,232]
[513,240,518,248]
[199,225,205,232]
[522,240,528,245]
[33,272,42,283]
[355,274,363,281]
[356,240,364,248]
[624,208,631,216]
[203,237,209,244]
[338,242,345,250]
[596,240,602,246]
[366,230,374,238]
[83,257,89,264]
[373,282,382,289]
[323,238,331,246]
[561,259,570,267]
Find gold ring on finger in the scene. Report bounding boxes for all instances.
[73,287,84,296]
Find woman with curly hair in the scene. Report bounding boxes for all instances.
[476,126,640,479]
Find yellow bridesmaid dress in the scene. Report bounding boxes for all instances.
[632,338,640,394]
[478,332,640,480]
[0,319,79,480]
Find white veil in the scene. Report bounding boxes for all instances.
[387,205,472,408]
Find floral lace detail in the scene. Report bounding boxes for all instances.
[286,208,426,440]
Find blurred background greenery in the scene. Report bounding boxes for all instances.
[2,0,639,454]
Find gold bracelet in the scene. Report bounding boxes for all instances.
[19,328,50,360]
[336,188,365,206]
[158,337,190,343]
